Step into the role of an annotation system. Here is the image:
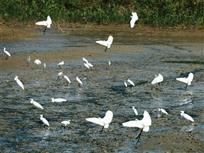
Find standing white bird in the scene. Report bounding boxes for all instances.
[43,63,46,69]
[82,57,89,63]
[82,57,93,69]
[130,12,138,28]
[158,108,168,115]
[34,59,42,65]
[151,73,163,85]
[132,106,138,116]
[51,98,67,103]
[61,120,71,126]
[3,47,11,59]
[124,81,128,87]
[127,79,135,87]
[14,76,24,90]
[27,56,31,66]
[108,60,111,66]
[63,75,71,84]
[57,61,64,68]
[35,16,52,33]
[76,76,83,87]
[176,72,194,89]
[84,62,91,69]
[96,35,113,52]
[30,99,44,110]
[122,110,152,144]
[40,114,50,127]
[180,111,194,122]
[57,71,63,80]
[86,110,113,129]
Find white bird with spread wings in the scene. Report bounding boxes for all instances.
[96,35,113,52]
[130,12,138,28]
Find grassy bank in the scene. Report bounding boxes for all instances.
[0,0,204,27]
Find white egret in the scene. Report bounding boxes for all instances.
[30,99,44,110]
[40,114,50,127]
[61,120,71,126]
[35,16,52,33]
[176,72,194,89]
[76,76,83,87]
[82,57,89,63]
[86,110,113,130]
[96,35,113,52]
[108,60,111,66]
[57,61,64,68]
[34,59,42,65]
[43,63,46,69]
[124,81,128,87]
[180,111,194,122]
[57,71,63,80]
[82,57,93,69]
[51,98,67,103]
[122,110,152,144]
[151,73,163,85]
[63,75,71,84]
[27,56,31,66]
[127,79,135,87]
[14,76,24,90]
[3,47,11,59]
[130,12,138,28]
[158,108,168,115]
[84,62,91,69]
[132,106,138,116]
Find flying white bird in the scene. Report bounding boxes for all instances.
[158,108,168,115]
[132,106,138,116]
[130,12,138,28]
[51,98,67,103]
[96,35,113,52]
[40,114,50,127]
[61,120,71,126]
[127,79,135,87]
[30,99,44,110]
[57,61,64,68]
[86,110,113,130]
[176,72,194,89]
[122,110,152,144]
[151,73,163,85]
[34,59,42,65]
[76,76,83,87]
[180,111,194,122]
[3,47,11,59]
[63,75,71,84]
[14,76,24,90]
[35,16,52,33]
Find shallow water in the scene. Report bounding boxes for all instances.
[0,30,204,152]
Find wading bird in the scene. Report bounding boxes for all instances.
[35,16,52,34]
[57,61,64,68]
[180,111,194,122]
[96,35,113,52]
[61,120,71,126]
[34,59,42,65]
[86,110,113,131]
[132,106,138,116]
[40,114,50,127]
[63,75,71,84]
[122,110,152,145]
[76,76,83,87]
[51,98,67,103]
[176,72,194,89]
[127,79,135,87]
[14,76,24,90]
[130,12,138,28]
[3,47,11,59]
[158,108,168,115]
[151,73,163,85]
[30,99,44,110]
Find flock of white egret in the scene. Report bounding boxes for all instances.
[2,12,196,145]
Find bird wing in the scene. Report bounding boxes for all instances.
[96,40,108,47]
[86,117,104,126]
[143,126,150,132]
[35,21,47,26]
[142,110,152,126]
[102,110,113,124]
[122,120,143,128]
[176,77,188,84]
[47,16,52,27]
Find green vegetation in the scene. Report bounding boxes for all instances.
[0,0,204,26]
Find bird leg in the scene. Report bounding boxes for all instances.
[185,84,188,90]
[135,129,143,145]
[43,27,47,35]
[100,126,104,132]
[104,47,108,52]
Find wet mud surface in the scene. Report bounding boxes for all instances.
[0,28,204,152]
